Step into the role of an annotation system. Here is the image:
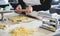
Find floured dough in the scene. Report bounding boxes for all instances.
[8,16,32,23]
[9,27,35,36]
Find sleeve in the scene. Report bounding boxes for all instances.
[18,0,27,9]
[32,0,52,11]
[11,0,27,9]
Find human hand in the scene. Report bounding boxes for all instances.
[25,5,33,13]
[16,5,23,13]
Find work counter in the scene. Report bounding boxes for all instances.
[0,11,59,36]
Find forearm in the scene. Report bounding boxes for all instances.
[32,0,52,11]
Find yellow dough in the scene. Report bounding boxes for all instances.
[9,27,35,36]
[49,26,55,29]
[8,16,30,23]
[0,24,7,30]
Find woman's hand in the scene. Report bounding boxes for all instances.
[16,5,33,14]
[16,5,22,13]
[25,5,33,13]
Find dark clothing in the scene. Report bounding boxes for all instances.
[11,0,52,11]
[32,0,52,11]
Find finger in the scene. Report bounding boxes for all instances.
[16,8,23,13]
[16,5,22,10]
[26,9,32,13]
[16,10,22,13]
[27,7,32,12]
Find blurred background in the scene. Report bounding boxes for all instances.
[8,0,60,14]
[0,0,60,14]
[51,0,60,5]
